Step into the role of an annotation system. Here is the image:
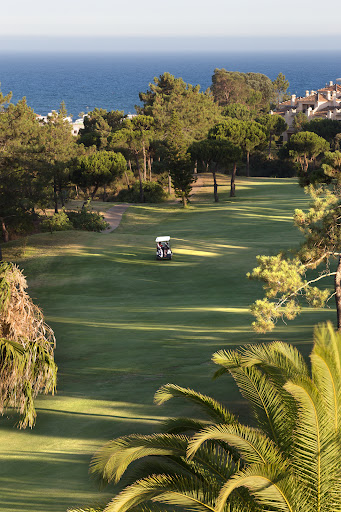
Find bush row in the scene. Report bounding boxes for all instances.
[41,208,109,233]
[116,181,168,203]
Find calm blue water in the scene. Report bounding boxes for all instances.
[0,52,340,117]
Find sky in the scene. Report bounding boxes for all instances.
[2,0,341,52]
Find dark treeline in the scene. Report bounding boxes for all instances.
[1,69,341,241]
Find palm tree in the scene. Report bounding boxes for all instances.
[69,386,258,512]
[69,323,341,512]
[0,261,57,428]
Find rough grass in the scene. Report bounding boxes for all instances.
[0,175,335,512]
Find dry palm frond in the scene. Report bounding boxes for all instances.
[0,261,57,428]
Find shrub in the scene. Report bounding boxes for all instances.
[41,210,73,232]
[116,181,167,203]
[67,208,109,232]
[250,151,297,177]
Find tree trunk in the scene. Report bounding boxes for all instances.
[303,154,308,172]
[59,183,65,207]
[182,193,187,208]
[148,156,152,181]
[91,184,99,200]
[168,171,172,195]
[142,143,147,181]
[53,177,58,213]
[194,160,198,174]
[135,155,144,202]
[230,163,237,197]
[212,171,219,202]
[335,256,341,331]
[103,184,107,202]
[124,170,130,189]
[246,152,250,177]
[268,133,273,160]
[0,218,9,243]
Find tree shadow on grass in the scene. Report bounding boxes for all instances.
[0,451,112,512]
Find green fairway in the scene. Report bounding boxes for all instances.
[0,176,335,512]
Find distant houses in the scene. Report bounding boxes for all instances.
[274,78,341,140]
[35,111,85,135]
[71,117,85,135]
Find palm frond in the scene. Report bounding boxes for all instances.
[154,384,237,424]
[187,424,285,468]
[91,431,239,489]
[215,463,297,512]
[311,323,341,431]
[212,349,296,450]
[212,367,229,380]
[284,377,341,512]
[103,474,217,512]
[67,508,104,512]
[313,322,341,374]
[0,337,26,356]
[239,342,309,392]
[90,434,190,484]
[160,417,210,435]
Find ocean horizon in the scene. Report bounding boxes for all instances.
[0,51,340,117]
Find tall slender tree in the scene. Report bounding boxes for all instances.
[189,139,241,202]
[38,105,79,212]
[272,72,289,107]
[256,114,288,159]
[112,116,154,202]
[0,98,44,239]
[164,113,195,207]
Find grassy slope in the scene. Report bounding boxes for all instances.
[0,176,334,512]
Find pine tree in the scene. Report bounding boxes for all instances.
[248,179,341,332]
[189,139,241,202]
[165,113,195,207]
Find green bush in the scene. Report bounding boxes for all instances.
[67,209,109,232]
[116,181,167,203]
[3,212,39,240]
[250,151,297,177]
[41,210,73,232]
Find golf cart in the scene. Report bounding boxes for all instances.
[156,236,172,260]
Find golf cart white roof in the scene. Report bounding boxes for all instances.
[155,236,170,243]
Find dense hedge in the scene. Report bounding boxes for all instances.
[117,181,168,203]
[249,152,297,178]
[41,207,109,233]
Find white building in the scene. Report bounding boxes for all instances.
[35,112,86,136]
[71,117,85,136]
[275,79,341,140]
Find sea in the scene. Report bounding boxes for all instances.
[0,51,340,118]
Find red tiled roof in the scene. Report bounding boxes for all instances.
[297,95,316,102]
[317,105,341,112]
[318,84,341,93]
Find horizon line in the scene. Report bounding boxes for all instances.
[0,35,340,53]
